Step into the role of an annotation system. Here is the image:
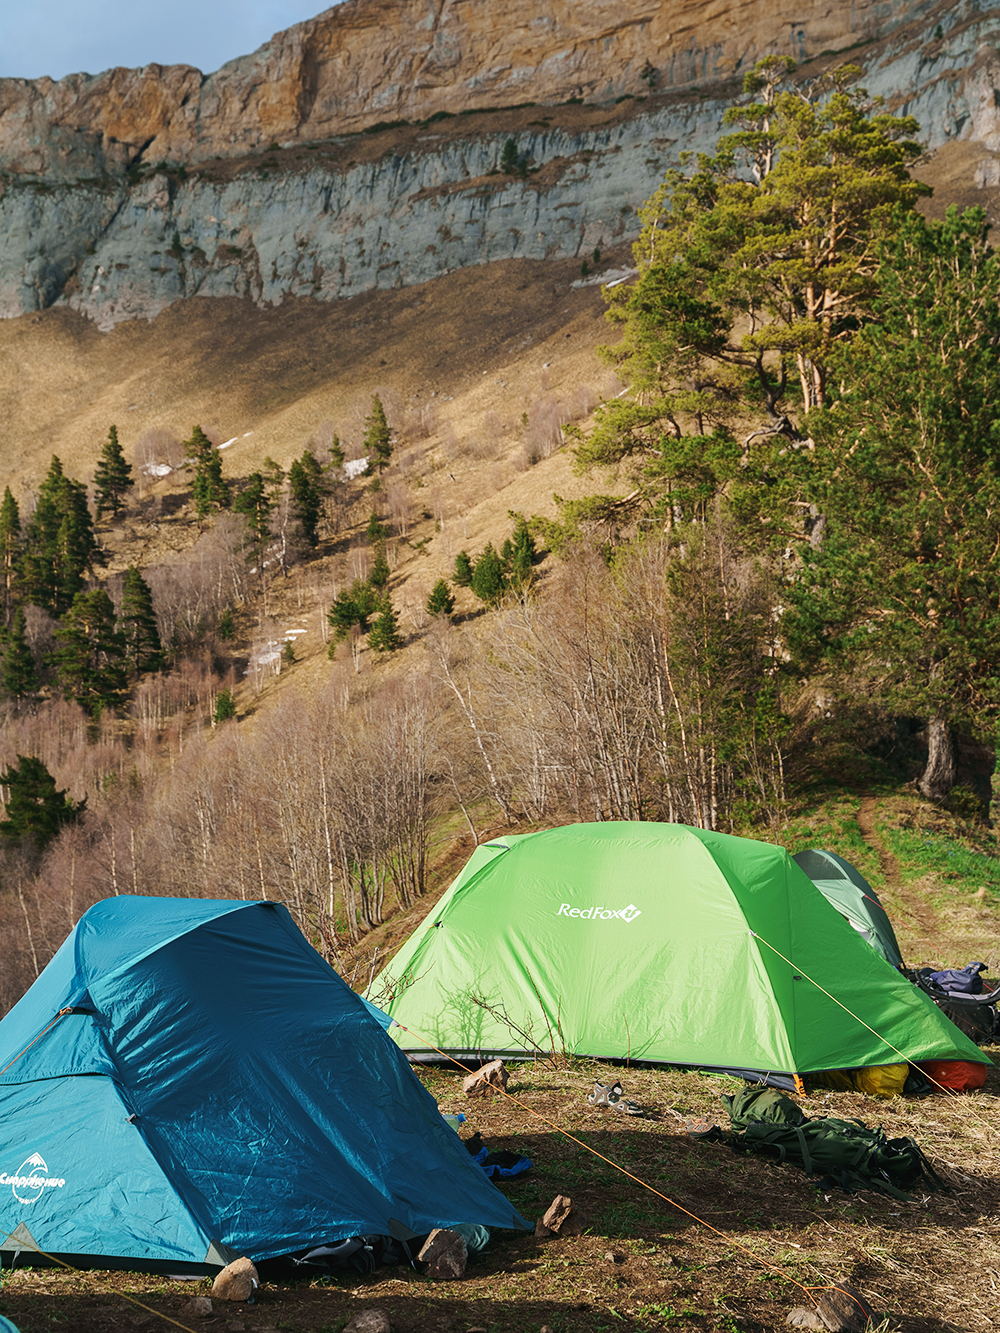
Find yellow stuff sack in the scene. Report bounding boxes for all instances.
[850,1064,908,1098]
[807,1064,908,1098]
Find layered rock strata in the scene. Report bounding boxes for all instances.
[0,0,997,327]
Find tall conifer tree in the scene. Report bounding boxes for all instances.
[1,607,39,700]
[51,587,127,716]
[0,486,21,627]
[94,425,133,519]
[119,565,164,678]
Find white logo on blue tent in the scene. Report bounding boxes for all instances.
[1,1153,66,1204]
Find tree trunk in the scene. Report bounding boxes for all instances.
[919,718,956,803]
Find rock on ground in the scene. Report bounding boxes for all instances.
[344,1309,392,1333]
[418,1228,469,1280]
[463,1058,509,1098]
[211,1256,259,1301]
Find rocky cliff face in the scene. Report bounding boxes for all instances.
[1,0,998,327]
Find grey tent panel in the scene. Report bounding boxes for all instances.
[792,848,904,969]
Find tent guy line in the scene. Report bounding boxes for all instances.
[0,1226,200,1333]
[0,1008,73,1079]
[388,1015,826,1311]
[748,932,996,1123]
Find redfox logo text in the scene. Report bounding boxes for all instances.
[556,903,642,923]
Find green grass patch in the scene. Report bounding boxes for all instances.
[779,796,884,889]
[877,822,1000,899]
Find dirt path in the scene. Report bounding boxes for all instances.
[857,794,938,947]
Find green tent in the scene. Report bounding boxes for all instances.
[792,848,904,969]
[381,823,985,1081]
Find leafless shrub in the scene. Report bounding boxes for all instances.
[396,442,431,478]
[383,479,414,538]
[146,516,251,647]
[134,429,185,493]
[564,384,600,419]
[401,402,439,442]
[524,392,566,460]
[22,605,58,666]
[466,434,501,462]
[438,425,461,463]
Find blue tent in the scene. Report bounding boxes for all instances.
[0,897,528,1272]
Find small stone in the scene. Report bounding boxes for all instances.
[539,1194,588,1237]
[211,1255,259,1302]
[604,1250,616,1263]
[786,1309,824,1329]
[179,1296,213,1319]
[344,1309,392,1333]
[815,1284,876,1332]
[418,1228,468,1280]
[540,1326,554,1333]
[463,1058,509,1098]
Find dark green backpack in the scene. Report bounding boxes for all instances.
[721,1086,944,1200]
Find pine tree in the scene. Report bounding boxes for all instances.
[0,486,21,627]
[328,579,378,643]
[471,542,506,606]
[51,587,127,716]
[288,450,326,547]
[214,687,237,723]
[366,510,390,543]
[508,515,538,588]
[785,207,1000,803]
[369,540,390,590]
[1,607,39,699]
[583,59,929,528]
[426,579,455,619]
[218,608,235,641]
[20,457,102,615]
[329,435,345,468]
[233,471,273,568]
[368,594,402,652]
[362,395,393,474]
[0,755,84,851]
[183,426,230,518]
[262,456,286,488]
[94,425,133,519]
[454,550,474,587]
[119,565,164,678]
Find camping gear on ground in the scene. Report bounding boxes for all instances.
[806,1063,908,1098]
[278,1220,490,1278]
[791,848,904,969]
[907,967,1000,1044]
[719,1086,944,1199]
[381,823,988,1087]
[588,1079,645,1115]
[461,1132,532,1180]
[0,897,529,1274]
[916,1059,989,1091]
[927,962,988,994]
[468,1145,533,1180]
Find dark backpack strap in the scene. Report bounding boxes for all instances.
[387,1217,422,1269]
[793,1125,813,1178]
